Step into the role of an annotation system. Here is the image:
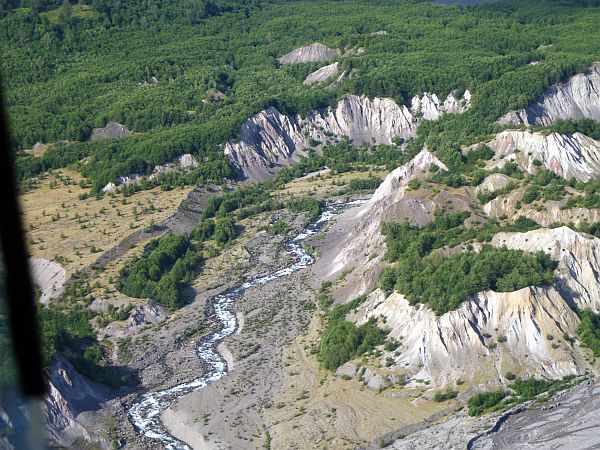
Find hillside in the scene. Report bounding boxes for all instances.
[3,0,600,449]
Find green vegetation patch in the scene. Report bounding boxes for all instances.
[521,169,567,204]
[276,141,414,186]
[467,390,507,416]
[382,246,556,315]
[37,276,133,388]
[477,182,518,204]
[118,234,202,309]
[380,212,555,315]
[433,388,459,402]
[318,296,386,371]
[563,178,600,210]
[576,309,600,357]
[538,119,600,141]
[467,375,580,416]
[41,4,97,23]
[337,176,384,195]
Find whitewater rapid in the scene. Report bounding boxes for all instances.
[127,200,364,449]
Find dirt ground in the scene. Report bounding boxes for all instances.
[156,199,443,450]
[21,169,191,276]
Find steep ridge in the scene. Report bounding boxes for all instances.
[223,107,308,181]
[322,131,600,387]
[45,357,114,448]
[316,150,448,301]
[348,227,600,386]
[343,150,445,266]
[484,130,600,181]
[90,122,129,140]
[225,91,470,181]
[302,95,418,146]
[411,90,471,120]
[499,64,600,126]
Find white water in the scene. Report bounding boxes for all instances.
[127,200,365,449]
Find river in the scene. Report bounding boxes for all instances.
[127,200,364,449]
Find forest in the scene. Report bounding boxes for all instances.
[3,0,600,191]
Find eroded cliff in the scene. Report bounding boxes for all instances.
[499,64,600,126]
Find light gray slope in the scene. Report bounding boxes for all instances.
[499,64,600,126]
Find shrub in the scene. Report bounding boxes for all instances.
[270,220,290,235]
[576,310,600,357]
[118,234,201,309]
[467,390,506,416]
[433,389,458,402]
[318,296,386,371]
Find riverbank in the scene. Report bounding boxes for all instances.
[126,201,364,448]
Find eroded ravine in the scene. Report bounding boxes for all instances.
[127,200,365,449]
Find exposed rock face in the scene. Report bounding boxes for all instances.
[29,257,66,305]
[411,90,471,120]
[125,301,168,336]
[321,150,447,303]
[178,153,198,169]
[223,107,308,181]
[303,95,418,147]
[367,150,447,208]
[476,173,513,196]
[499,64,600,126]
[348,226,600,386]
[25,142,51,157]
[45,357,112,448]
[332,150,446,271]
[303,62,339,86]
[278,43,339,64]
[101,153,200,192]
[444,89,472,114]
[350,286,583,387]
[485,130,600,181]
[225,92,470,181]
[90,122,129,140]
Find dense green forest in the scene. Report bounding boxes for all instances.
[3,0,600,189]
